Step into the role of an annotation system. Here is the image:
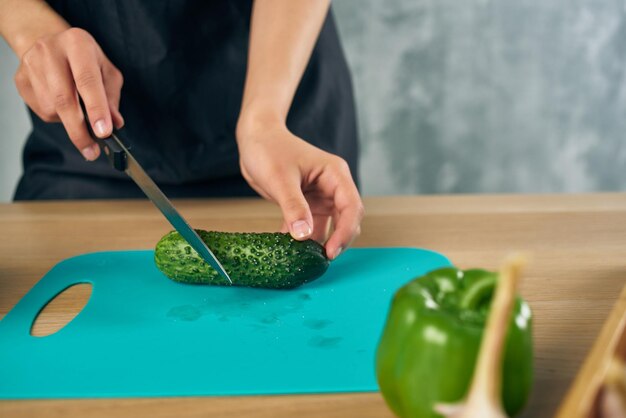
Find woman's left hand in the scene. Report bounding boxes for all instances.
[236,119,364,260]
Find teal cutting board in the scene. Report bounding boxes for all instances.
[0,247,450,399]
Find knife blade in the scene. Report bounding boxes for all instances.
[80,104,232,284]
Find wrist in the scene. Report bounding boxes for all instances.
[0,0,69,57]
[12,22,68,57]
[236,106,287,144]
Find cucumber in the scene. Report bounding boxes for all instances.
[154,230,329,289]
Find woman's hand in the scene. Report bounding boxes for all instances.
[14,27,124,160]
[236,0,361,258]
[237,119,364,260]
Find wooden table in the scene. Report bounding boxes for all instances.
[1,194,625,418]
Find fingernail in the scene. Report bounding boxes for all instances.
[82,144,99,161]
[291,220,312,239]
[94,119,108,137]
[333,246,344,260]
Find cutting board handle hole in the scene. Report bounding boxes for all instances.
[30,283,93,337]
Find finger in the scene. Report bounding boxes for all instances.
[110,106,125,129]
[311,214,331,243]
[303,193,333,243]
[324,179,364,260]
[44,52,100,160]
[67,45,112,138]
[271,172,314,241]
[326,202,363,259]
[306,193,335,216]
[282,215,329,243]
[102,61,125,128]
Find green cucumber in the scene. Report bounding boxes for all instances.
[154,230,329,289]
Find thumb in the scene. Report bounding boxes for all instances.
[275,187,314,241]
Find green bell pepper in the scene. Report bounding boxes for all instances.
[376,267,533,418]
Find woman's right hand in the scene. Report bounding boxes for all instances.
[14,27,124,161]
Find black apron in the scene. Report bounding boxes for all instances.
[14,0,359,200]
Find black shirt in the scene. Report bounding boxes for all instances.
[14,0,358,200]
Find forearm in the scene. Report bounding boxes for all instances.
[237,0,331,134]
[0,0,68,57]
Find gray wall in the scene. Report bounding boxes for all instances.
[2,1,626,201]
[333,0,626,194]
[0,41,29,202]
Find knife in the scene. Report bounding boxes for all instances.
[80,103,232,285]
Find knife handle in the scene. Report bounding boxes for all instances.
[93,136,127,172]
[79,98,127,172]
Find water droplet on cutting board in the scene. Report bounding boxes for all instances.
[167,305,202,321]
[259,315,280,325]
[308,336,342,349]
[303,319,333,330]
